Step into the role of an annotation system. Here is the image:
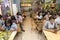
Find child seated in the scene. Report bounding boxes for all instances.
[1,19,17,32]
[43,16,57,33]
[11,15,17,23]
[0,15,4,30]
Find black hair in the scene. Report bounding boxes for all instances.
[17,12,21,16]
[46,11,50,14]
[0,15,2,19]
[56,13,60,16]
[35,1,40,5]
[42,10,45,13]
[11,15,16,20]
[45,11,51,15]
[49,16,55,20]
[5,19,12,27]
[38,11,41,16]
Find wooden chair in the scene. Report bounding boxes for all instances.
[37,22,43,31]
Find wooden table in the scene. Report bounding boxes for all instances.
[43,30,60,40]
[9,31,17,40]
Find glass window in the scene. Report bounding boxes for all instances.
[21,0,32,2]
[20,0,32,7]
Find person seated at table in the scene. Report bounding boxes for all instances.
[1,19,17,32]
[55,13,60,30]
[43,16,57,33]
[11,15,17,23]
[0,15,4,30]
[44,11,51,21]
[37,12,43,20]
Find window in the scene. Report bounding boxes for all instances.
[20,0,33,7]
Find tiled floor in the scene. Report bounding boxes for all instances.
[14,17,46,40]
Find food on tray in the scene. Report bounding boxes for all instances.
[0,31,11,40]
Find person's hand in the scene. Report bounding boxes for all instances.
[10,28,16,32]
[0,27,4,31]
[50,29,56,33]
[57,28,60,30]
[16,20,18,23]
[45,29,56,33]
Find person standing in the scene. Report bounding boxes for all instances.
[15,12,25,32]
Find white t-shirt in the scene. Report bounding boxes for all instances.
[15,15,22,21]
[55,17,60,29]
[43,21,57,29]
[55,17,60,24]
[37,15,43,19]
[2,23,17,30]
